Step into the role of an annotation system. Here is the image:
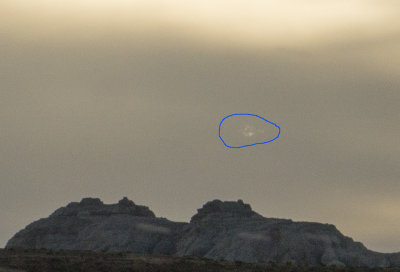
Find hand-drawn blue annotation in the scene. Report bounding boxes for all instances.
[218,113,280,149]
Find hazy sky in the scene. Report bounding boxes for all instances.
[1,1,400,252]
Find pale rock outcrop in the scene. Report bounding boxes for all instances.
[6,197,184,254]
[6,198,400,267]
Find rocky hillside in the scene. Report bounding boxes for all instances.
[6,197,185,254]
[6,198,400,267]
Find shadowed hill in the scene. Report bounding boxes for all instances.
[6,198,400,267]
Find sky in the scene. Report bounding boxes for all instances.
[1,0,400,252]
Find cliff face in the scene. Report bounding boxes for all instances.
[6,198,400,267]
[6,197,185,254]
[176,200,390,266]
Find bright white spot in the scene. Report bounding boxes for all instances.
[242,125,255,137]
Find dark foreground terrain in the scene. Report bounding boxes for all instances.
[1,249,400,272]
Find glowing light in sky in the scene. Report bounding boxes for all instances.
[242,125,256,137]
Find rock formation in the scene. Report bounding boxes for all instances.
[6,197,184,254]
[6,198,400,267]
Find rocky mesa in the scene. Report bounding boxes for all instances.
[6,198,400,267]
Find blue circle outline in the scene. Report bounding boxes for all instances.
[218,113,281,148]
